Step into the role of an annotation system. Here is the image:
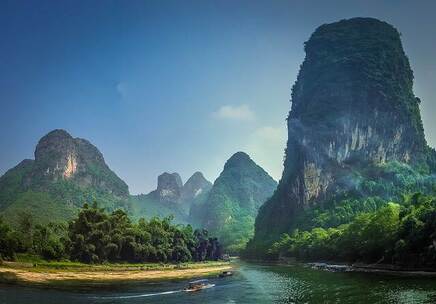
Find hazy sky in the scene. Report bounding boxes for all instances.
[0,0,435,194]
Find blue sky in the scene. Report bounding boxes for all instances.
[0,0,435,194]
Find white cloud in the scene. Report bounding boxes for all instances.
[252,126,285,142]
[115,81,129,99]
[245,125,287,181]
[213,104,255,121]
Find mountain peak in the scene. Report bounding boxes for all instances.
[182,172,212,201]
[41,129,72,140]
[153,172,183,203]
[193,152,277,250]
[33,129,128,195]
[224,152,253,169]
[185,171,209,185]
[0,129,130,225]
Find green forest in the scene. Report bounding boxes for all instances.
[0,202,222,264]
[267,193,436,268]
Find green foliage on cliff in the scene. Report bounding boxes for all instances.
[195,152,277,253]
[0,167,129,226]
[294,161,435,230]
[246,161,435,259]
[269,193,436,268]
[297,18,424,137]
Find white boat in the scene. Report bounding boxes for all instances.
[183,279,215,292]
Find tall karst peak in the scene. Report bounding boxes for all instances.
[182,172,212,201]
[251,17,435,252]
[34,129,78,180]
[192,152,277,251]
[131,171,212,225]
[0,129,130,225]
[30,129,128,197]
[154,172,183,202]
[224,151,255,169]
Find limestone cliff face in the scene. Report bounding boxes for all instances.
[149,172,184,203]
[34,129,78,180]
[0,129,130,224]
[31,129,129,197]
[253,18,433,244]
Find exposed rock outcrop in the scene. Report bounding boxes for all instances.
[181,172,212,202]
[0,129,129,224]
[149,172,183,203]
[30,129,129,197]
[130,171,212,224]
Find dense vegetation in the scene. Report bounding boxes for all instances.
[267,193,436,268]
[0,203,222,264]
[193,152,277,254]
[0,161,130,226]
[246,160,436,258]
[292,161,435,231]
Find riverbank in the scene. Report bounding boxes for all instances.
[0,260,232,288]
[307,262,436,277]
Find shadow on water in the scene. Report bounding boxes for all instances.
[2,262,436,303]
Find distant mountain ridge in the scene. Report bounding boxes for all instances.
[130,171,212,223]
[0,130,278,251]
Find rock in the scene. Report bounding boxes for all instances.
[151,172,183,203]
[31,129,129,197]
[0,129,129,224]
[181,172,212,202]
[251,18,435,252]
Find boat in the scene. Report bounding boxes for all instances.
[183,279,215,292]
[219,271,233,278]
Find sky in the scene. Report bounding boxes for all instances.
[0,0,435,194]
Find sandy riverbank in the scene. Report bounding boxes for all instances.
[0,261,232,288]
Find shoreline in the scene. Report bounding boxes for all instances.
[306,261,436,277]
[0,261,232,288]
[243,258,436,277]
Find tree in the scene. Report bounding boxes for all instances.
[0,218,18,260]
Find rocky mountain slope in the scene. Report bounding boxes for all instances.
[181,171,213,207]
[148,172,184,203]
[249,18,436,256]
[130,171,212,223]
[192,152,277,252]
[0,129,129,225]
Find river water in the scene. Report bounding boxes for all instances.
[1,262,436,303]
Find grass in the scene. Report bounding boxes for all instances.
[6,253,230,273]
[0,255,233,288]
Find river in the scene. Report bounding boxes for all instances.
[1,262,436,303]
